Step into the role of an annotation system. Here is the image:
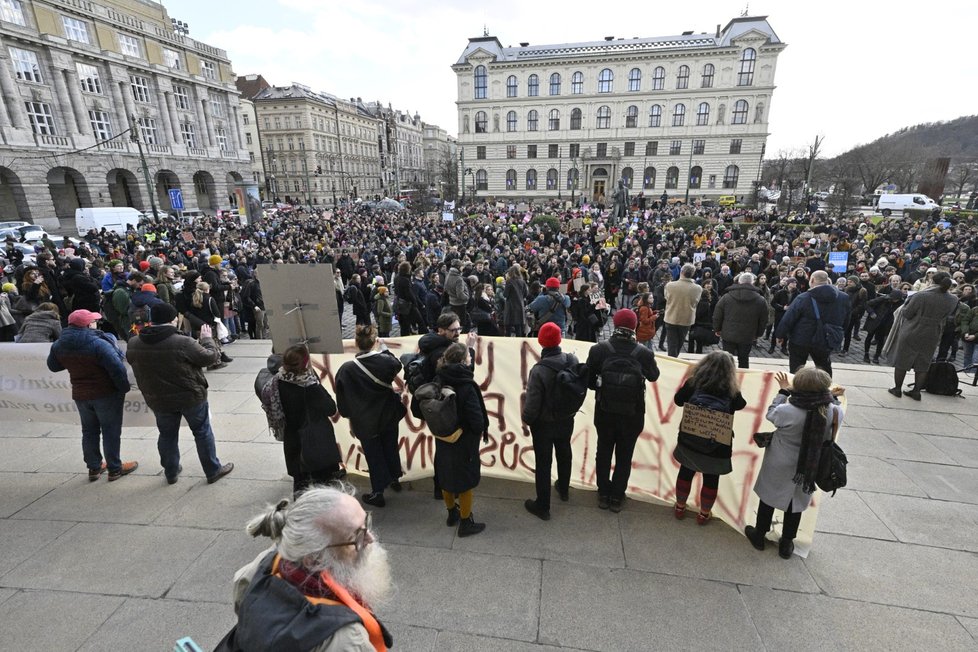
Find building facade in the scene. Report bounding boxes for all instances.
[422,123,455,196]
[452,17,785,205]
[0,0,250,229]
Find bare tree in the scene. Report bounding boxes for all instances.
[851,141,892,197]
[826,155,861,218]
[803,135,825,197]
[950,162,977,200]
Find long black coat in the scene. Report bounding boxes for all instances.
[278,380,339,476]
[434,363,488,494]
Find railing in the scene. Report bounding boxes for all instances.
[187,146,208,157]
[220,149,239,159]
[98,139,126,151]
[147,144,170,154]
[37,134,70,147]
[53,0,93,13]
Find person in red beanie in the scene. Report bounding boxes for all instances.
[585,308,659,512]
[528,277,570,335]
[521,322,584,520]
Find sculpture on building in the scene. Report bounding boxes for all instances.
[610,178,629,224]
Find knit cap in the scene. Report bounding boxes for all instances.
[537,322,561,349]
[613,309,638,331]
[209,254,223,266]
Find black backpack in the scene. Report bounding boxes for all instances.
[816,441,848,496]
[400,353,427,393]
[538,354,588,419]
[413,379,462,442]
[597,343,646,416]
[922,361,962,397]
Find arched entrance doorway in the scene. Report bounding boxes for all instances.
[225,171,244,209]
[0,167,31,222]
[107,169,143,210]
[47,167,92,220]
[591,167,608,204]
[193,170,216,214]
[155,170,180,213]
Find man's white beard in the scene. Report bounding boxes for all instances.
[326,542,393,609]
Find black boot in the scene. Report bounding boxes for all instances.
[778,537,795,559]
[863,353,870,363]
[221,352,233,363]
[745,525,767,551]
[457,514,486,537]
[524,499,551,521]
[446,505,460,526]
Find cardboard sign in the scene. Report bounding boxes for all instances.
[181,231,194,243]
[258,263,344,354]
[678,404,734,446]
[569,218,584,230]
[442,212,454,222]
[828,251,849,273]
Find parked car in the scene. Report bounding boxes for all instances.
[0,221,30,230]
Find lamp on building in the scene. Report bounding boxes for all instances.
[171,18,189,35]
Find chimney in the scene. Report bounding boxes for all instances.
[519,42,528,47]
[604,36,613,41]
[716,24,721,38]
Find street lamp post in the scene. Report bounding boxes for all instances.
[558,155,562,201]
[685,139,694,205]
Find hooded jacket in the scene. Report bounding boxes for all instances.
[47,326,130,400]
[713,284,769,344]
[444,268,469,307]
[125,324,220,412]
[18,308,62,342]
[774,284,851,349]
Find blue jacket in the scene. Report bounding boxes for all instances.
[528,290,571,331]
[47,326,130,401]
[775,284,851,350]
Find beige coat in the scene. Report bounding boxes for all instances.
[664,277,703,327]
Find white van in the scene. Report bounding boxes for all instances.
[877,193,939,217]
[75,207,141,236]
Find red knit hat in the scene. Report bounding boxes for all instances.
[545,277,560,289]
[537,322,561,348]
[138,260,151,271]
[141,283,157,293]
[613,309,638,331]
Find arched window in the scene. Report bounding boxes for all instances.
[571,71,583,94]
[665,166,679,189]
[506,110,517,132]
[644,166,656,189]
[549,72,561,95]
[696,102,710,126]
[527,109,538,131]
[596,105,611,129]
[622,166,633,188]
[651,66,665,90]
[625,105,638,128]
[676,65,689,89]
[570,107,582,130]
[527,74,539,96]
[628,67,641,91]
[649,104,662,127]
[701,63,715,88]
[672,104,686,127]
[738,48,756,86]
[475,169,487,191]
[567,168,579,190]
[506,75,517,98]
[723,165,740,189]
[732,99,749,124]
[548,109,560,130]
[506,169,517,190]
[547,168,558,190]
[598,68,613,93]
[689,166,702,189]
[473,65,487,99]
[474,111,487,133]
[526,169,537,190]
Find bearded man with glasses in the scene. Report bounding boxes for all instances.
[219,485,394,652]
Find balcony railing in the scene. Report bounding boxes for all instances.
[147,144,170,154]
[36,134,71,147]
[187,146,208,157]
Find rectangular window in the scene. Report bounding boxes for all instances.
[25,101,55,135]
[88,110,111,140]
[729,138,742,155]
[1,0,27,26]
[274,117,281,129]
[527,144,537,159]
[569,143,580,158]
[596,143,607,158]
[217,128,228,151]
[63,16,90,43]
[210,99,225,118]
[476,145,486,160]
[76,63,101,93]
[9,47,42,83]
[130,75,150,103]
[173,85,190,110]
[200,60,217,80]
[263,117,270,129]
[181,122,197,147]
[506,145,516,159]
[548,144,559,158]
[245,132,253,145]
[136,117,158,144]
[693,139,705,155]
[163,48,181,70]
[669,140,681,156]
[645,141,658,156]
[708,174,716,189]
[624,141,635,156]
[284,116,291,129]
[118,33,141,57]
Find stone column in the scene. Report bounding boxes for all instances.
[200,99,216,147]
[62,68,90,135]
[231,106,245,149]
[0,49,26,128]
[51,67,81,135]
[154,81,175,144]
[191,89,209,147]
[164,91,180,144]
[117,78,137,122]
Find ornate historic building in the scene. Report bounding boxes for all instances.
[453,16,785,204]
[0,0,250,229]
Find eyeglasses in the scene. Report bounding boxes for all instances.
[448,327,462,333]
[325,512,372,552]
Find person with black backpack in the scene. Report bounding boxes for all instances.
[672,351,747,525]
[522,322,587,521]
[585,309,660,512]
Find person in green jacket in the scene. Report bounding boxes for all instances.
[373,285,392,337]
[956,301,978,369]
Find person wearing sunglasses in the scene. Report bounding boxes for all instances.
[226,485,394,652]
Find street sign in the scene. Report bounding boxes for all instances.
[168,188,184,210]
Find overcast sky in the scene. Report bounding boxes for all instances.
[163,0,977,157]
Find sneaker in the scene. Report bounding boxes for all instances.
[696,510,712,525]
[165,464,183,485]
[598,494,610,510]
[206,462,234,484]
[609,497,623,513]
[745,525,766,551]
[457,514,486,537]
[778,537,795,559]
[220,353,233,363]
[553,481,569,502]
[389,480,403,493]
[674,503,687,520]
[446,505,460,527]
[905,389,922,401]
[887,387,902,398]
[362,492,386,507]
[524,499,551,521]
[88,462,107,482]
[107,461,138,482]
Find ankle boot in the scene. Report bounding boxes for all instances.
[863,353,870,363]
[778,537,795,559]
[457,514,486,537]
[745,525,767,551]
[446,505,460,526]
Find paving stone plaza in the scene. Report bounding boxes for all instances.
[1,338,977,651]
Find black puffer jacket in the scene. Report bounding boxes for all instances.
[522,348,579,425]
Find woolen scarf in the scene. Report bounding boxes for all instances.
[788,390,834,494]
[263,368,319,441]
